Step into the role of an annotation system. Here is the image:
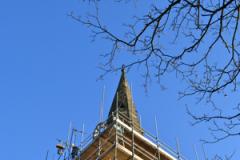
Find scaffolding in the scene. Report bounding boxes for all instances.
[75,110,187,160]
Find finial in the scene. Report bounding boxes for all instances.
[121,64,126,73]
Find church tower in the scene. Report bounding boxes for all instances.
[78,68,182,160]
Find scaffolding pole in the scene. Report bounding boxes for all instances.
[176,138,181,160]
[97,136,102,157]
[114,92,119,160]
[131,121,135,160]
[155,116,161,160]
[130,84,135,160]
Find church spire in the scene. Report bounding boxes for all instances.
[108,67,142,133]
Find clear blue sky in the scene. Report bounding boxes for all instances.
[0,1,239,160]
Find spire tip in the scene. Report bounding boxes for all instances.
[121,64,126,73]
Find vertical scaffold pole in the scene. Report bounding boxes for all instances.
[68,127,74,160]
[67,122,72,160]
[114,92,119,160]
[45,150,49,160]
[155,116,161,160]
[131,123,134,159]
[97,132,101,157]
[116,92,119,120]
[194,145,199,160]
[100,86,105,123]
[79,123,85,160]
[130,84,135,160]
[97,87,105,159]
[67,121,72,147]
[202,144,208,160]
[176,138,181,160]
